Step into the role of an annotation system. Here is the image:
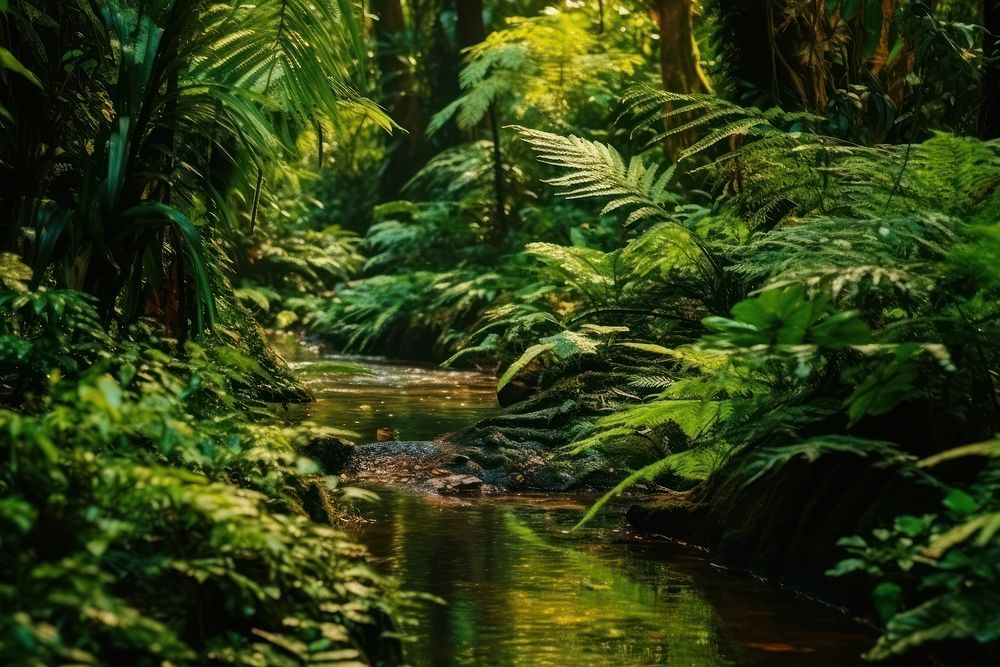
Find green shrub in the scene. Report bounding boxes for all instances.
[0,262,401,665]
[829,441,1000,660]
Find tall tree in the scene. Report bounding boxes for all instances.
[371,0,428,199]
[654,0,711,95]
[652,0,711,158]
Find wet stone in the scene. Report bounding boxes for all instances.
[429,474,484,495]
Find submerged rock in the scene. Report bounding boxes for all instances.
[304,434,355,472]
[338,430,619,495]
[428,474,484,494]
[376,427,399,442]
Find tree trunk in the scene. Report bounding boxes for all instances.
[456,0,487,49]
[653,0,711,158]
[870,0,900,75]
[487,102,508,241]
[456,0,508,239]
[425,0,463,152]
[372,0,427,200]
[981,0,1000,138]
[654,0,711,95]
[714,0,775,101]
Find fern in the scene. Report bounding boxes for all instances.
[626,374,675,390]
[868,589,1000,660]
[737,436,910,486]
[515,127,680,228]
[429,11,641,134]
[497,329,605,391]
[570,396,728,455]
[574,451,705,528]
[733,213,955,305]
[620,85,822,160]
[428,49,525,134]
[192,0,389,127]
[907,134,1000,217]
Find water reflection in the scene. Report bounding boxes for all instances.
[272,336,872,664]
[270,334,499,441]
[355,489,872,666]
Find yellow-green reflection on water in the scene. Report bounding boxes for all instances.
[271,334,499,441]
[356,490,873,666]
[274,336,873,665]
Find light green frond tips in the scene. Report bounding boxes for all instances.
[514,126,678,228]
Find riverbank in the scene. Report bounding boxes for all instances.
[352,486,876,666]
[278,338,881,665]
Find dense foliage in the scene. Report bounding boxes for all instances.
[0,254,400,665]
[0,1,403,664]
[277,2,995,661]
[3,0,999,664]
[503,103,1000,660]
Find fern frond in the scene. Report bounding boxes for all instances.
[514,126,680,229]
[570,398,728,454]
[733,213,957,309]
[908,134,1000,216]
[191,0,385,127]
[573,452,700,528]
[497,329,600,391]
[627,374,675,390]
[620,85,821,159]
[737,436,911,486]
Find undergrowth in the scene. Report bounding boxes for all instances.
[0,255,404,665]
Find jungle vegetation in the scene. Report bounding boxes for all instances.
[2,0,999,665]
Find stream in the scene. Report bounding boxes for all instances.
[275,336,874,666]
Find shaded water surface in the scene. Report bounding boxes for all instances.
[276,337,873,665]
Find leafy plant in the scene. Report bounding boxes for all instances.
[829,440,1000,660]
[497,89,999,541]
[2,0,386,339]
[0,265,404,664]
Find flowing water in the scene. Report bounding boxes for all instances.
[273,334,498,441]
[275,336,874,666]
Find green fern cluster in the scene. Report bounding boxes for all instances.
[487,85,1000,659]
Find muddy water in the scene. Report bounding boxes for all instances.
[278,336,873,665]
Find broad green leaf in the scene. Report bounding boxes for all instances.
[0,47,42,88]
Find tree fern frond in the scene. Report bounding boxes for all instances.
[514,126,679,227]
[678,117,775,161]
[619,85,821,158]
[190,0,388,127]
